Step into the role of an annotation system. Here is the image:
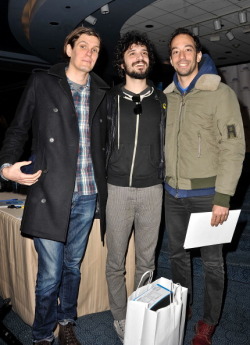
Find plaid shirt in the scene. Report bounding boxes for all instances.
[68,76,97,195]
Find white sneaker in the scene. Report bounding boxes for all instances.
[114,319,126,343]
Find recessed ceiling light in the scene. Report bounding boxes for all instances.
[192,26,199,36]
[242,25,250,33]
[225,31,234,40]
[85,15,97,25]
[209,35,220,41]
[238,11,247,24]
[101,4,109,14]
[213,19,221,30]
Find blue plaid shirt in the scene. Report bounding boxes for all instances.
[68,76,97,195]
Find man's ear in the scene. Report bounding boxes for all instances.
[170,57,173,66]
[66,44,72,58]
[197,51,202,63]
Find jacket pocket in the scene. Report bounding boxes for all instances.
[133,144,160,179]
[108,144,133,176]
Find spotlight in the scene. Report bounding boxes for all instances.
[192,26,199,36]
[85,15,97,25]
[225,31,234,41]
[213,19,221,30]
[101,4,109,14]
[238,11,247,24]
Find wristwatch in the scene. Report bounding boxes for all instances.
[0,163,12,180]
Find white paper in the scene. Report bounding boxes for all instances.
[184,209,241,249]
[133,283,172,309]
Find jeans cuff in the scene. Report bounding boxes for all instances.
[58,319,76,326]
[33,334,54,343]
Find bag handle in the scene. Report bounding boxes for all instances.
[169,281,182,304]
[137,270,153,289]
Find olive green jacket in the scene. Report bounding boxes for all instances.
[164,74,245,207]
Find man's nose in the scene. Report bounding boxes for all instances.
[179,50,186,59]
[136,52,145,60]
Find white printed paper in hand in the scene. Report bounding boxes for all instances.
[133,283,172,310]
[184,209,241,249]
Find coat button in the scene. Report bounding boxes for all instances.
[102,147,105,151]
[43,169,48,173]
[49,137,54,143]
[100,118,103,123]
[41,198,46,203]
[53,108,58,112]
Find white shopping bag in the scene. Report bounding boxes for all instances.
[124,272,188,345]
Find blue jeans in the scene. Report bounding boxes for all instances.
[164,191,224,325]
[32,192,97,342]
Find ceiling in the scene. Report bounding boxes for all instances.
[1,0,250,78]
[122,0,250,66]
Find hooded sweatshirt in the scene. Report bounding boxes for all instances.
[106,84,166,188]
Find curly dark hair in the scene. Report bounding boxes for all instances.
[114,30,155,78]
[168,28,202,56]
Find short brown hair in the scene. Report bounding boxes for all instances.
[63,26,101,60]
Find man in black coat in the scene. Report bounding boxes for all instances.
[0,26,109,345]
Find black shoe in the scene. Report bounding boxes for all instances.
[58,323,81,345]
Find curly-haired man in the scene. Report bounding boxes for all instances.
[105,31,167,343]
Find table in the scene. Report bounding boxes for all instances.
[0,192,135,326]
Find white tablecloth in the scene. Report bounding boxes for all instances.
[0,192,135,325]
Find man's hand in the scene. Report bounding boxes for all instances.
[2,161,42,186]
[211,205,229,226]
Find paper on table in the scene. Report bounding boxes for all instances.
[0,199,25,208]
[184,209,241,249]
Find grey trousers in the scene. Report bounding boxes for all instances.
[106,183,163,320]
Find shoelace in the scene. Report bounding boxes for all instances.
[63,324,78,344]
[118,320,125,332]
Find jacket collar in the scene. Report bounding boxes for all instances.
[164,74,221,94]
[109,79,155,97]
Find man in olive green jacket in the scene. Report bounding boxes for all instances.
[164,28,245,345]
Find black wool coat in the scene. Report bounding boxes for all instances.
[0,63,109,242]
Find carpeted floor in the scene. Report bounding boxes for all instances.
[1,154,250,345]
[1,271,249,345]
